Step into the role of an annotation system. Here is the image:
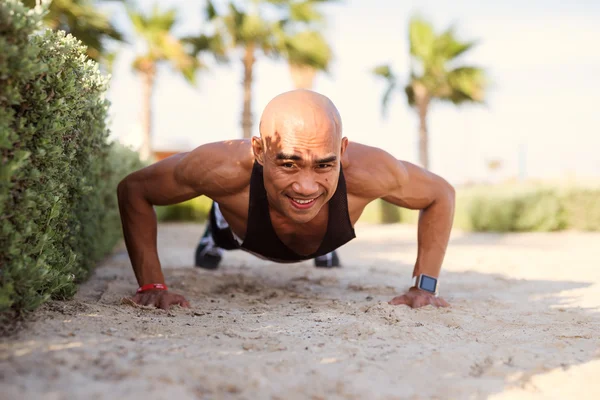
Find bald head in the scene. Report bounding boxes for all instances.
[251,90,348,222]
[258,89,342,147]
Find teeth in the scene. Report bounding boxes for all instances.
[294,198,314,204]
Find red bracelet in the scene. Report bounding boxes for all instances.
[137,283,168,293]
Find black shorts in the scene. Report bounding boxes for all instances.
[209,202,242,251]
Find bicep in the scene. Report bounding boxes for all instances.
[119,152,201,207]
[119,141,251,206]
[381,160,454,210]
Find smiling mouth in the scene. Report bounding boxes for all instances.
[287,195,319,209]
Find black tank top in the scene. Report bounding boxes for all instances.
[240,161,356,262]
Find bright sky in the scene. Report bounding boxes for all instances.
[102,0,600,185]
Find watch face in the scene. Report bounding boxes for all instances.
[419,275,437,293]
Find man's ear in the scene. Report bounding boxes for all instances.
[251,136,265,165]
[340,137,349,156]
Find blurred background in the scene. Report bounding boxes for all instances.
[30,0,600,230]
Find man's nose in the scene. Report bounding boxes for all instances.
[292,171,319,196]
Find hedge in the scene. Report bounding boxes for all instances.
[0,1,144,332]
[155,196,213,223]
[377,184,600,232]
[458,184,600,232]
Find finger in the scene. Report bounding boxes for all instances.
[131,294,142,305]
[388,295,410,305]
[136,293,153,306]
[158,296,171,310]
[179,297,191,308]
[437,297,450,307]
[170,295,190,308]
[142,293,157,307]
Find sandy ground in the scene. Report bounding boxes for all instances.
[1,222,599,400]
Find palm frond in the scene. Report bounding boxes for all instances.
[436,26,477,61]
[290,1,325,24]
[445,66,487,103]
[205,0,218,20]
[127,8,146,34]
[408,16,435,62]
[229,2,245,30]
[183,33,229,62]
[372,64,397,117]
[264,0,289,5]
[404,83,417,107]
[285,30,331,70]
[373,64,394,80]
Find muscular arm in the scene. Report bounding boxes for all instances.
[346,143,455,307]
[117,140,251,293]
[381,160,456,281]
[117,153,198,287]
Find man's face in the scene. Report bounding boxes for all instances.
[253,121,347,224]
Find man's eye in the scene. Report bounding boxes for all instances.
[318,164,332,169]
[282,163,294,168]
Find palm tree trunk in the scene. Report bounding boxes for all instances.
[140,64,156,161]
[417,102,429,170]
[414,83,430,170]
[242,43,256,139]
[289,63,317,89]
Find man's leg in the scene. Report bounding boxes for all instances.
[194,222,223,270]
[314,250,340,268]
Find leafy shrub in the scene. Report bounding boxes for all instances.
[358,183,600,233]
[0,1,143,331]
[560,189,600,231]
[458,185,597,232]
[156,196,213,223]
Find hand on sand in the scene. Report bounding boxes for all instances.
[388,287,449,308]
[132,290,190,310]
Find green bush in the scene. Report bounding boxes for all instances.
[560,189,600,231]
[462,185,600,232]
[156,196,213,223]
[0,1,144,331]
[465,190,565,232]
[358,183,600,233]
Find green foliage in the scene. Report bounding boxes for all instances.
[22,0,124,63]
[201,0,335,70]
[356,183,600,233]
[0,1,143,332]
[559,189,600,231]
[465,188,592,232]
[373,16,487,169]
[128,4,202,84]
[405,16,486,105]
[155,196,213,223]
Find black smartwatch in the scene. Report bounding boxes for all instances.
[411,274,439,296]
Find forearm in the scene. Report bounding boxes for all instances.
[413,187,455,278]
[117,180,165,286]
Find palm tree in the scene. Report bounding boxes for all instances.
[196,0,335,138]
[284,0,333,89]
[286,29,331,89]
[128,5,202,161]
[373,16,487,170]
[24,0,124,63]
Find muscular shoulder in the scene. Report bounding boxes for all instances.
[175,139,254,197]
[342,141,408,200]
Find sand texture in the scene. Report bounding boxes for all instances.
[1,222,599,399]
